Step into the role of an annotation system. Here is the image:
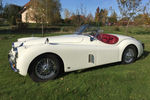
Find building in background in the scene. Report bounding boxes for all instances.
[20,0,36,23]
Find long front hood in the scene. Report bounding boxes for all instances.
[17,35,84,46]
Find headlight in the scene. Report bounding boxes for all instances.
[12,42,18,58]
[12,42,24,59]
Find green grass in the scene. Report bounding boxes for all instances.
[0,28,150,100]
[101,26,150,35]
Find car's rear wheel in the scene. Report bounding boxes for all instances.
[122,45,137,64]
[29,54,61,82]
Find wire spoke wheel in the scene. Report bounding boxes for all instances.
[29,54,61,82]
[124,48,135,63]
[35,58,57,79]
[122,45,137,64]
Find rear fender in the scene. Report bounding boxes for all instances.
[117,38,142,61]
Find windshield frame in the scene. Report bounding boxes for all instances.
[74,24,101,40]
[74,24,89,35]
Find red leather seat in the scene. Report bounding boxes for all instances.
[97,34,119,44]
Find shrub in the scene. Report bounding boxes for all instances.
[114,26,120,31]
[10,16,16,25]
[17,23,28,30]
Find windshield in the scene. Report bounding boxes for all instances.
[74,24,101,36]
[74,24,89,35]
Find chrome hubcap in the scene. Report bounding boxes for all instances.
[124,48,135,63]
[35,58,57,79]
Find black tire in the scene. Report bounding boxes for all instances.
[28,54,61,82]
[122,45,137,64]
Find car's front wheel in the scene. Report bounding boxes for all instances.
[122,45,137,64]
[29,54,61,82]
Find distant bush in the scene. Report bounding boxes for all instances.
[10,16,16,25]
[60,26,76,32]
[17,23,28,30]
[10,23,28,31]
[114,26,120,31]
[11,25,17,31]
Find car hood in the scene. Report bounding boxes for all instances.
[16,35,84,46]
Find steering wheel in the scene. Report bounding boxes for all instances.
[90,30,97,36]
[94,32,99,38]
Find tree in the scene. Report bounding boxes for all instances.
[64,9,71,24]
[0,0,3,17]
[95,7,108,26]
[108,11,117,25]
[86,13,94,24]
[79,3,87,17]
[70,13,86,26]
[3,4,22,25]
[95,7,100,24]
[99,9,108,26]
[69,7,87,26]
[118,17,130,26]
[117,0,142,27]
[64,9,70,19]
[134,14,150,25]
[30,0,61,25]
[142,0,150,15]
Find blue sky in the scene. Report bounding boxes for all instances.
[2,0,148,18]
[60,0,120,16]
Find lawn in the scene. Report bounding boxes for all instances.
[0,27,150,100]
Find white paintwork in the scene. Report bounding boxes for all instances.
[9,34,144,76]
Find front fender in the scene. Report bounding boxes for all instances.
[16,44,62,76]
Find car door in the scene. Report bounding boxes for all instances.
[96,40,119,65]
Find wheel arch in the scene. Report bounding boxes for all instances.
[118,39,140,61]
[28,52,64,74]
[121,44,138,61]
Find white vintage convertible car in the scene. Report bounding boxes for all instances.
[8,25,144,82]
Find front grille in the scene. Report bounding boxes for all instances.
[8,52,18,72]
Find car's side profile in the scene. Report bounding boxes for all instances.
[8,25,144,82]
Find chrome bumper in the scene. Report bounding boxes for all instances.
[8,51,19,72]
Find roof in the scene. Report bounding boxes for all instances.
[20,0,32,14]
[24,0,32,8]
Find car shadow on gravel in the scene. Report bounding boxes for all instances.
[59,50,150,78]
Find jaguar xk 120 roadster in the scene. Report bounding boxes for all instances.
[8,25,144,82]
